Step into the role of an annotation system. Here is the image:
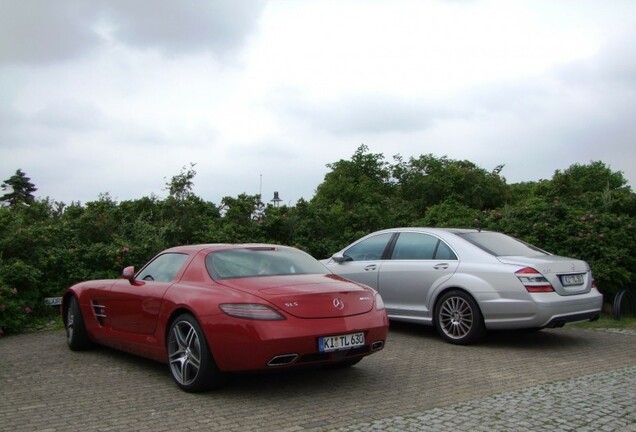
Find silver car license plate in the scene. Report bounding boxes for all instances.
[561,274,584,286]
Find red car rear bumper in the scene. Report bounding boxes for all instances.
[201,311,389,371]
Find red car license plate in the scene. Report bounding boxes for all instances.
[318,332,365,352]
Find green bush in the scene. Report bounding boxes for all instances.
[0,283,36,335]
[1,154,634,335]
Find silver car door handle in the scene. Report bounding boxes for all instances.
[433,263,449,270]
[364,264,378,271]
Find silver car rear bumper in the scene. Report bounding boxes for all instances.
[479,288,603,330]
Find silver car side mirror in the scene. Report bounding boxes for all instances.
[331,253,352,264]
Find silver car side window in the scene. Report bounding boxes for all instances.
[434,240,458,260]
[392,232,438,260]
[391,232,458,260]
[344,233,393,261]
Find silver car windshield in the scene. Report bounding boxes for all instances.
[457,232,549,257]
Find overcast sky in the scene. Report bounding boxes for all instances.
[1,0,635,206]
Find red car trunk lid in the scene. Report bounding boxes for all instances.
[218,274,374,318]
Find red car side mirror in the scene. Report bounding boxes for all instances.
[121,266,136,283]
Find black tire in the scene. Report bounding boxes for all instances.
[167,314,227,392]
[614,288,636,320]
[65,296,94,351]
[434,290,486,345]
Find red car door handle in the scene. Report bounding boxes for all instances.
[434,263,449,270]
[364,265,378,271]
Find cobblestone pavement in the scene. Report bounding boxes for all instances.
[1,324,635,431]
[331,366,636,432]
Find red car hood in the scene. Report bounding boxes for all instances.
[217,274,375,318]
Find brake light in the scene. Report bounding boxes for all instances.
[591,276,601,292]
[515,267,554,292]
[219,303,286,320]
[375,292,385,310]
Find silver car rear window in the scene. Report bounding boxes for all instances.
[457,232,549,257]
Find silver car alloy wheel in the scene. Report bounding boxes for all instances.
[438,295,474,340]
[168,320,202,386]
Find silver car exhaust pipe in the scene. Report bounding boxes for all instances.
[267,354,299,367]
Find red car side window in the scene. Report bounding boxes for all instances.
[136,253,189,282]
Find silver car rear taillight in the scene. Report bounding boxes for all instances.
[515,267,555,292]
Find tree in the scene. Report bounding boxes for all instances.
[313,145,393,211]
[1,169,37,207]
[547,161,635,215]
[393,155,509,215]
[551,161,628,197]
[311,145,398,245]
[165,163,197,200]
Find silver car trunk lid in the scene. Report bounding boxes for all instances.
[497,255,592,295]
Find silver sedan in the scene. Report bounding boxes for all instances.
[323,227,603,344]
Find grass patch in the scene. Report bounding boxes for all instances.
[24,310,64,333]
[570,313,636,329]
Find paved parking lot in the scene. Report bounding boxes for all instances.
[1,323,635,431]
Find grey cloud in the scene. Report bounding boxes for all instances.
[463,80,555,117]
[456,30,636,120]
[229,140,296,160]
[0,0,266,66]
[32,102,110,132]
[545,32,636,158]
[0,0,101,65]
[0,102,107,153]
[104,0,266,56]
[279,92,460,135]
[557,30,636,87]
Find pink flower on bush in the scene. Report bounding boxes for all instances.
[578,232,583,238]
[25,306,32,314]
[473,218,480,222]
[598,233,604,238]
[580,216,587,222]
[11,288,17,295]
[122,247,130,253]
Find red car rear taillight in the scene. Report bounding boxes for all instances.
[219,303,286,320]
[515,267,554,292]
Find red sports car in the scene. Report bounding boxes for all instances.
[62,244,389,392]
